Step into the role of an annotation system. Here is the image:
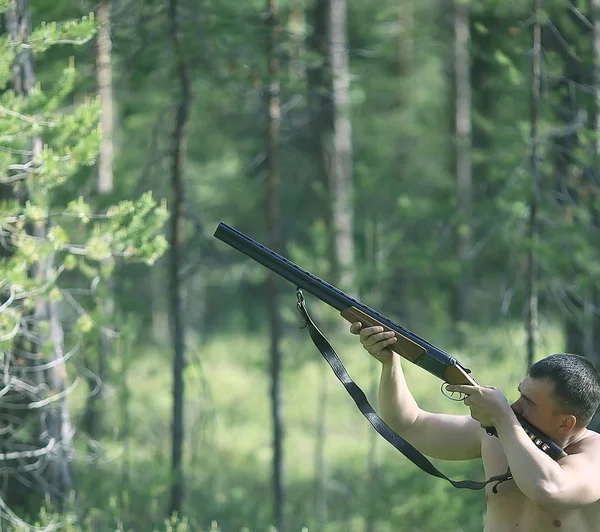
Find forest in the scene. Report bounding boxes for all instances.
[1,0,599,530]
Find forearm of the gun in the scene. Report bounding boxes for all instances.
[340,306,477,386]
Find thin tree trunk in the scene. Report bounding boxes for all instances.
[167,0,193,516]
[306,2,354,524]
[583,295,594,360]
[84,0,114,439]
[307,0,330,214]
[592,0,600,373]
[307,2,330,524]
[314,364,328,528]
[543,13,584,358]
[526,0,542,369]
[96,0,114,433]
[266,1,285,530]
[97,0,114,195]
[328,0,355,293]
[365,362,379,532]
[288,0,306,81]
[364,217,380,532]
[397,0,413,77]
[6,0,35,96]
[119,335,132,509]
[46,294,75,499]
[452,0,472,332]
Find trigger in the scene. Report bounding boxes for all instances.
[441,383,465,402]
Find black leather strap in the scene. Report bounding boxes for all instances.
[296,291,512,491]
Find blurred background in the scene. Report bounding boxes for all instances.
[1,0,599,530]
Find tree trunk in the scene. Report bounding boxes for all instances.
[365,362,380,532]
[364,217,381,532]
[307,0,330,212]
[167,0,193,516]
[6,0,35,95]
[314,364,328,528]
[526,0,541,369]
[306,1,355,523]
[543,13,584,360]
[592,0,600,373]
[397,1,413,78]
[288,0,306,81]
[307,2,331,524]
[119,334,133,506]
[328,0,355,293]
[97,0,114,196]
[451,0,472,333]
[266,1,285,530]
[45,287,75,500]
[583,295,594,360]
[84,0,115,440]
[1,0,75,510]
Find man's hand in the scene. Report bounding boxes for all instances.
[349,322,397,364]
[445,384,516,428]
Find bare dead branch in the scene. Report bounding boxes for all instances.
[0,438,56,461]
[0,106,57,127]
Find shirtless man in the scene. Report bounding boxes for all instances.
[350,322,600,531]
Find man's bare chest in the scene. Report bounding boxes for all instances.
[480,433,600,532]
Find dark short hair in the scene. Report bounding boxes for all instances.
[529,353,600,427]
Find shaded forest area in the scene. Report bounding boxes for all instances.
[1,0,600,530]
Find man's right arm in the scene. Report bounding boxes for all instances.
[351,323,482,461]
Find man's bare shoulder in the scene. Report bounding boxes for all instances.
[564,429,600,457]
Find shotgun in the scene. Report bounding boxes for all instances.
[213,222,566,463]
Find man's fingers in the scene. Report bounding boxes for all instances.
[349,322,362,334]
[350,324,397,361]
[359,326,388,340]
[363,330,396,348]
[445,384,478,395]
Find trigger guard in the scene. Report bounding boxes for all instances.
[441,383,466,402]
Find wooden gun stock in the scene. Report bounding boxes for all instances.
[341,306,477,386]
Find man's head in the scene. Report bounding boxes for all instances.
[529,353,600,427]
[513,354,600,438]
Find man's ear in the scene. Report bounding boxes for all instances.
[557,414,577,435]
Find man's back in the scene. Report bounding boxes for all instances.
[482,429,600,532]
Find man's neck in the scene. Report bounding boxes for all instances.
[558,427,589,450]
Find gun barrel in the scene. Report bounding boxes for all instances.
[214,222,354,311]
[214,222,462,369]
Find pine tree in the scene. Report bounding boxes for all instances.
[0,4,167,520]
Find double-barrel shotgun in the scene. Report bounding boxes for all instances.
[214,222,566,490]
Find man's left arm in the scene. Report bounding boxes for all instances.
[446,383,600,511]
[495,415,600,511]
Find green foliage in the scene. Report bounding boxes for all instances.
[28,16,96,54]
[0,10,168,339]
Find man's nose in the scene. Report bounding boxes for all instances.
[511,400,522,416]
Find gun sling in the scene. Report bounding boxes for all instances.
[296,289,513,491]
